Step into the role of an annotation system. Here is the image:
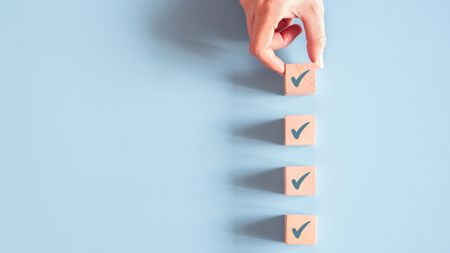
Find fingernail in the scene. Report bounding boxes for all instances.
[318,55,324,69]
[277,61,285,75]
[279,65,285,76]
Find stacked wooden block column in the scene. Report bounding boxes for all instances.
[283,63,318,245]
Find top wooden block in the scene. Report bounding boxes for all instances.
[284,64,317,96]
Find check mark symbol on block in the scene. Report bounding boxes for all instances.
[292,221,311,239]
[291,70,311,87]
[291,122,310,140]
[291,172,311,190]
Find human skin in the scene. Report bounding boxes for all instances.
[239,0,326,74]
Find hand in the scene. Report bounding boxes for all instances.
[240,0,326,74]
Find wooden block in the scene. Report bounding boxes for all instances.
[284,166,316,196]
[284,115,316,146]
[284,64,317,96]
[285,214,317,245]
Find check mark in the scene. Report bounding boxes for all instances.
[292,221,311,239]
[291,70,310,87]
[291,172,311,190]
[291,122,310,140]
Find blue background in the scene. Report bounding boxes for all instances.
[1,0,450,252]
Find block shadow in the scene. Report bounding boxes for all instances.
[151,0,291,94]
[232,168,284,194]
[234,215,284,242]
[233,119,284,145]
[230,68,283,95]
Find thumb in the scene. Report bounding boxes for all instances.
[302,3,326,68]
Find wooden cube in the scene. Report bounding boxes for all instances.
[285,214,317,245]
[284,166,316,196]
[284,64,317,96]
[284,115,316,146]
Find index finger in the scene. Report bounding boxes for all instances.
[250,12,285,74]
[302,2,326,68]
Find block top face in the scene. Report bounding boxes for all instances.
[285,115,316,146]
[284,64,317,96]
[285,214,317,245]
[285,166,316,196]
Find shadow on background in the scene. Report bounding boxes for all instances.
[232,168,283,194]
[152,0,290,94]
[234,215,284,242]
[152,0,247,56]
[152,0,287,247]
[230,68,283,95]
[233,119,284,145]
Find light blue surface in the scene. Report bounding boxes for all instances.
[1,0,450,252]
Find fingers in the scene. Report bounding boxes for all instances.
[302,2,326,68]
[271,24,302,50]
[244,13,254,38]
[250,11,285,74]
[275,18,292,32]
[240,0,254,38]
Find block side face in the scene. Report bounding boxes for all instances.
[284,215,288,244]
[284,64,317,96]
[284,117,289,145]
[285,215,317,245]
[285,115,316,146]
[285,166,316,196]
[284,167,288,195]
[284,67,289,95]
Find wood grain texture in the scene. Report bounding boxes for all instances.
[284,115,316,146]
[284,166,316,196]
[284,63,317,96]
[285,214,317,245]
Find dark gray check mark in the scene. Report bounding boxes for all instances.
[291,122,310,139]
[292,221,311,239]
[291,172,311,190]
[291,70,310,87]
